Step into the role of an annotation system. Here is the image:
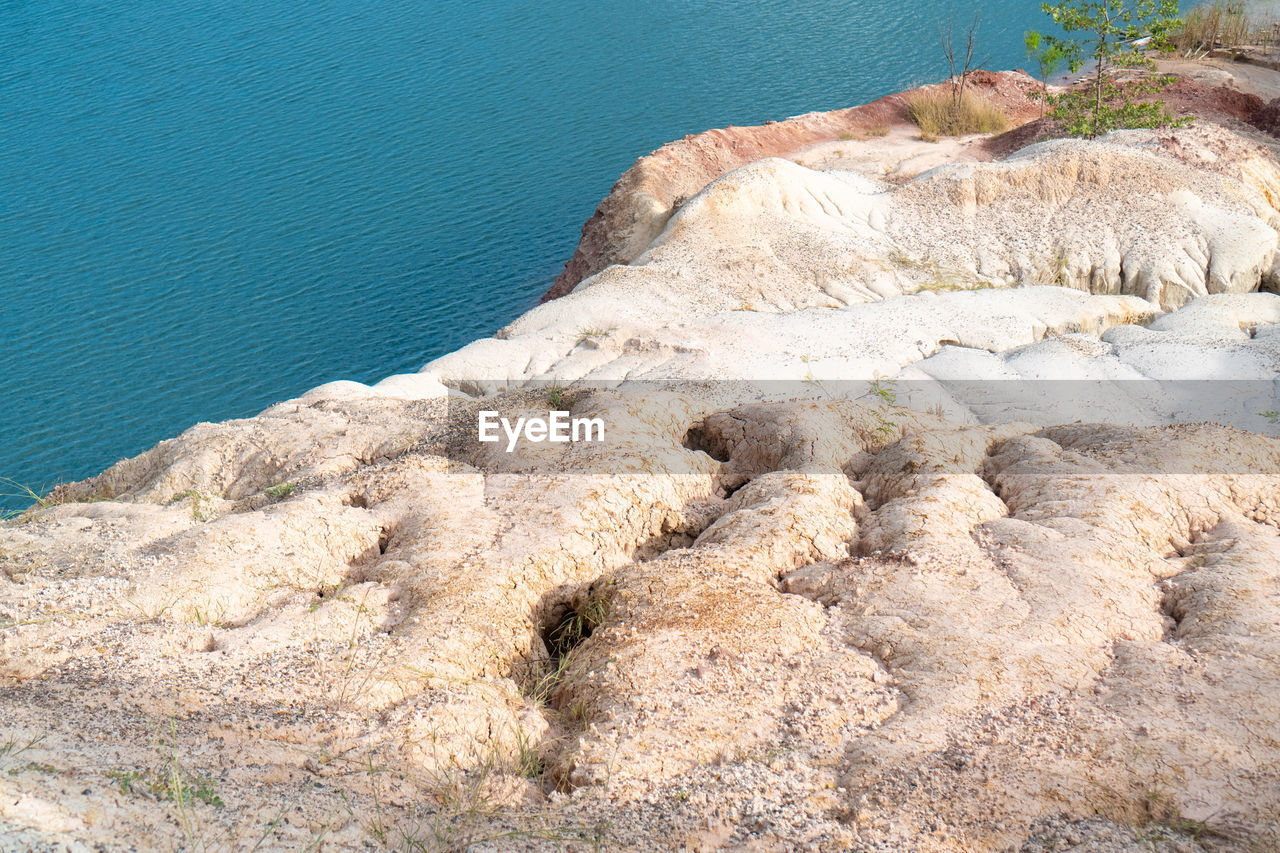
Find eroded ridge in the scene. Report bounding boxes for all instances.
[3,384,1279,849]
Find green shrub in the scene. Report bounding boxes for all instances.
[1030,0,1187,138]
[1046,74,1189,136]
[264,482,295,500]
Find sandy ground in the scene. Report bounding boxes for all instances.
[789,126,993,184]
[1158,55,1280,100]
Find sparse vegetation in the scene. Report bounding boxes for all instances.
[189,599,230,627]
[513,729,544,779]
[868,379,898,407]
[939,15,983,112]
[887,249,997,292]
[0,732,45,760]
[121,588,183,622]
[8,760,57,775]
[908,15,1008,142]
[106,766,224,807]
[800,354,833,398]
[546,582,613,659]
[866,379,901,438]
[100,719,232,850]
[563,697,591,729]
[1138,787,1238,845]
[515,583,614,727]
[107,768,144,794]
[905,88,1007,141]
[574,327,614,347]
[522,648,575,707]
[837,125,891,142]
[547,381,569,410]
[357,745,608,851]
[0,478,55,521]
[1039,243,1073,286]
[171,488,215,522]
[264,482,295,500]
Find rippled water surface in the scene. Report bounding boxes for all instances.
[2,0,1051,503]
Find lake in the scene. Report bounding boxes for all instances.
[1,0,1059,507]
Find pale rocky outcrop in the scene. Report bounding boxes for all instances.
[427,123,1280,401]
[545,70,1046,301]
[3,83,1280,852]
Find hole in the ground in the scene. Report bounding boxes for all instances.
[629,497,727,561]
[342,524,396,586]
[540,578,614,662]
[719,476,749,500]
[1159,580,1189,641]
[513,578,618,706]
[543,606,587,661]
[1158,541,1213,641]
[505,581,615,755]
[343,491,372,509]
[683,421,732,463]
[632,530,697,561]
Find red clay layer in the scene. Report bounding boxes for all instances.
[544,69,1280,303]
[983,75,1276,159]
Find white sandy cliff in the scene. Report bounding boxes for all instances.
[2,68,1280,851]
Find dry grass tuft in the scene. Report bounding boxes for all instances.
[1171,0,1273,53]
[905,89,1007,141]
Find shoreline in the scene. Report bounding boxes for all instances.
[5,59,1280,851]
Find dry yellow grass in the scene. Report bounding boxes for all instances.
[1172,1,1262,53]
[905,88,1007,142]
[837,125,892,142]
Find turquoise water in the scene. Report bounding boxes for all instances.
[1,0,1045,505]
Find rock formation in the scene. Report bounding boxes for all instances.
[3,67,1280,851]
[543,71,1046,302]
